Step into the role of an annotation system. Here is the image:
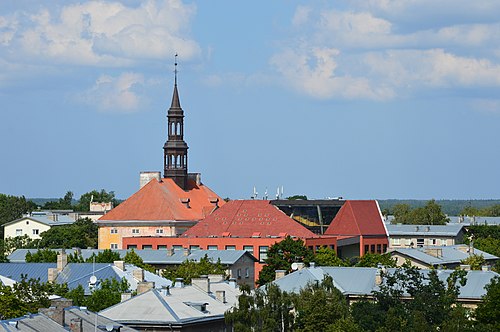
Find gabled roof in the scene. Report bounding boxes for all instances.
[182,200,318,238]
[64,306,138,332]
[390,245,499,266]
[386,223,464,236]
[271,266,500,300]
[0,263,56,282]
[324,200,387,237]
[99,178,223,222]
[0,313,67,332]
[3,215,75,227]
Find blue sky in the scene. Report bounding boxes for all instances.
[1,0,499,201]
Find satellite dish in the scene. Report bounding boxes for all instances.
[89,275,97,285]
[291,262,299,271]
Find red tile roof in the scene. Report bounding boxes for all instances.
[324,200,387,237]
[183,200,318,238]
[99,178,223,221]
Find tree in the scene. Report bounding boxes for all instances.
[313,246,347,267]
[162,255,226,284]
[461,254,486,270]
[123,249,155,273]
[25,249,57,263]
[355,253,397,268]
[74,189,118,212]
[392,200,448,225]
[38,218,97,248]
[87,249,121,263]
[475,277,500,331]
[286,195,308,200]
[0,194,35,238]
[42,191,74,210]
[82,278,129,312]
[2,235,39,255]
[257,236,314,286]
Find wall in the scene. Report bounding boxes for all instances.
[389,236,456,249]
[98,225,180,249]
[4,218,51,240]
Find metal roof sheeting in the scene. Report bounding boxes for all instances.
[386,223,464,236]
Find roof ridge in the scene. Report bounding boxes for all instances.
[348,202,362,235]
[152,288,181,321]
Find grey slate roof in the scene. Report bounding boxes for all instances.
[386,223,464,236]
[270,265,499,300]
[0,263,56,282]
[0,314,67,332]
[390,245,498,266]
[8,248,257,265]
[448,216,500,226]
[64,306,138,331]
[3,215,76,227]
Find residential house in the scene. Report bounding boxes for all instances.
[386,223,465,249]
[3,212,76,241]
[389,244,499,269]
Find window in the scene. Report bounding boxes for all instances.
[237,268,241,279]
[156,229,164,234]
[377,244,382,254]
[173,245,183,250]
[245,268,250,278]
[393,238,401,246]
[132,229,140,234]
[110,228,118,234]
[243,245,254,255]
[364,245,369,254]
[417,238,425,247]
[225,245,236,250]
[32,229,39,235]
[208,245,218,250]
[329,245,335,250]
[111,243,118,249]
[432,238,437,245]
[383,244,387,253]
[370,244,375,253]
[157,245,167,250]
[190,245,200,251]
[259,246,269,262]
[142,245,153,249]
[16,229,22,236]
[127,245,137,249]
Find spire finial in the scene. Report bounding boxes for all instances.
[174,53,178,85]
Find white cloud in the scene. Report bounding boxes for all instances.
[292,6,311,26]
[0,0,200,66]
[78,72,148,112]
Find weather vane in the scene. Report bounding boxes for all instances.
[174,53,178,85]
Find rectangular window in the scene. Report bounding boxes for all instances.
[173,245,183,250]
[259,246,269,262]
[225,245,236,250]
[110,243,118,249]
[156,229,164,234]
[370,244,375,253]
[376,244,382,254]
[432,238,437,245]
[16,229,22,236]
[364,245,369,254]
[245,267,250,278]
[190,245,200,251]
[237,268,242,279]
[157,245,167,250]
[329,245,335,250]
[110,228,118,234]
[392,238,401,245]
[383,244,387,253]
[207,245,218,250]
[32,229,39,235]
[243,245,254,255]
[127,245,137,249]
[417,238,425,247]
[132,229,140,234]
[142,245,153,249]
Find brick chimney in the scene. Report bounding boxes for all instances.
[57,250,68,272]
[133,268,144,282]
[192,275,210,293]
[275,270,286,280]
[69,318,83,332]
[137,281,155,294]
[39,298,73,326]
[215,290,226,303]
[114,260,125,271]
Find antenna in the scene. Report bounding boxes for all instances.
[264,188,268,200]
[276,187,280,200]
[174,53,178,85]
[252,186,258,199]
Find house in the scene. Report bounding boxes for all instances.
[323,200,389,258]
[3,212,76,241]
[389,244,499,269]
[386,223,465,248]
[97,73,224,250]
[8,248,257,288]
[100,275,239,331]
[271,264,499,308]
[0,251,171,295]
[0,313,68,332]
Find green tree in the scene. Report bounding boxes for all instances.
[257,236,314,286]
[313,246,347,267]
[392,200,449,225]
[42,191,74,210]
[161,255,226,284]
[39,218,97,248]
[74,189,118,212]
[123,249,155,273]
[475,277,500,331]
[461,254,486,270]
[83,278,129,312]
[355,253,396,268]
[0,193,35,238]
[2,235,39,255]
[25,249,57,263]
[86,249,121,263]
[286,195,308,200]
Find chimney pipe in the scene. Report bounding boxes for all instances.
[215,290,226,303]
[57,250,68,272]
[275,270,286,280]
[69,318,83,332]
[133,268,145,282]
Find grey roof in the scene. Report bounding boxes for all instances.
[8,248,257,265]
[390,245,498,266]
[449,216,500,226]
[3,215,76,227]
[65,306,138,331]
[0,262,171,295]
[270,266,499,300]
[386,223,464,236]
[100,279,240,326]
[0,263,56,282]
[0,314,67,332]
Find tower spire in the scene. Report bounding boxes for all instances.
[163,54,189,189]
